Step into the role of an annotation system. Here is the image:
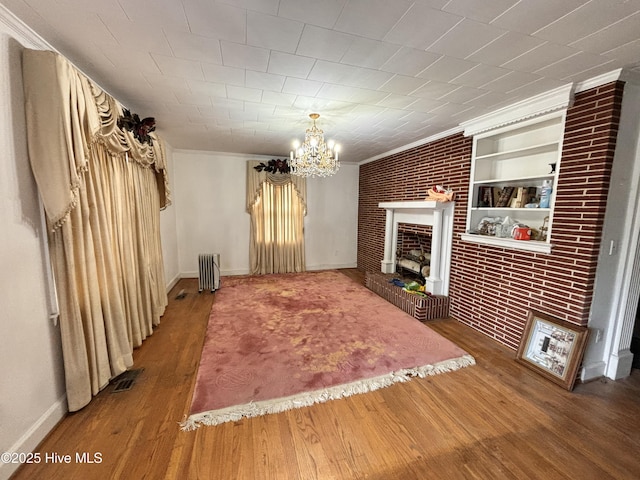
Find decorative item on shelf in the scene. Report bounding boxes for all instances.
[537,216,549,241]
[289,113,340,177]
[539,179,553,208]
[511,224,531,241]
[253,158,290,174]
[476,216,503,236]
[426,185,455,202]
[118,108,156,145]
[549,162,557,174]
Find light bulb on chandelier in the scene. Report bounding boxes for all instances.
[289,113,340,177]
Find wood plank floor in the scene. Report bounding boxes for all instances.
[12,270,640,480]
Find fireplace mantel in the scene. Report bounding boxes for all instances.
[378,201,455,296]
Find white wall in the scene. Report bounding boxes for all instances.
[584,80,640,380]
[173,150,359,277]
[0,30,66,480]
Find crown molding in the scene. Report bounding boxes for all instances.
[575,69,624,92]
[358,126,464,165]
[0,4,50,49]
[460,83,575,137]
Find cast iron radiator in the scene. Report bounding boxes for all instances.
[198,253,220,293]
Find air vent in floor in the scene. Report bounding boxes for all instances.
[112,368,144,393]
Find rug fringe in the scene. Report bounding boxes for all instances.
[180,354,475,431]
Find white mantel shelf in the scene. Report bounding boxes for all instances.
[378,200,455,296]
[460,233,552,254]
[378,200,445,210]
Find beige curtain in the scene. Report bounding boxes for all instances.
[246,161,306,275]
[22,50,170,411]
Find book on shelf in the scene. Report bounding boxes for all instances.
[477,186,494,207]
[495,186,515,207]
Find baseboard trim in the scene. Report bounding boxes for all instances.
[0,395,67,480]
[605,349,634,380]
[165,273,180,293]
[581,361,606,382]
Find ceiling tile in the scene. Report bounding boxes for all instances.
[278,0,347,28]
[99,46,160,75]
[501,42,578,73]
[451,64,511,88]
[384,5,461,49]
[316,84,389,104]
[533,1,640,45]
[427,19,506,58]
[409,80,460,99]
[267,51,316,78]
[490,0,586,35]
[226,85,263,102]
[245,70,286,92]
[187,79,228,97]
[438,85,488,103]
[406,97,448,113]
[376,94,419,109]
[569,12,640,55]
[505,77,567,98]
[603,39,640,65]
[202,63,246,86]
[216,0,280,16]
[174,91,214,107]
[381,47,440,76]
[309,60,394,90]
[417,56,477,82]
[333,0,413,40]
[184,1,246,42]
[479,70,542,93]
[282,77,324,96]
[152,54,205,80]
[378,75,429,95]
[118,0,189,31]
[296,25,356,62]
[443,0,519,23]
[246,11,304,54]
[221,42,269,72]
[534,51,615,80]
[340,37,401,69]
[260,91,297,107]
[165,31,223,64]
[466,31,545,66]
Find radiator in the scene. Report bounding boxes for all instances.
[198,253,220,293]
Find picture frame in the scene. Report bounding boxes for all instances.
[516,310,590,391]
[477,186,494,207]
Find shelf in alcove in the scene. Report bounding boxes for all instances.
[460,233,552,254]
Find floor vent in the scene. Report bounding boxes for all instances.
[112,368,143,393]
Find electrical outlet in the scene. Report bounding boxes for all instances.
[594,328,603,343]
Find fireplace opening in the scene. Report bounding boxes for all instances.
[396,227,432,285]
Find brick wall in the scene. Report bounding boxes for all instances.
[358,82,624,350]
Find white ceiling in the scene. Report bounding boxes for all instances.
[3,0,640,162]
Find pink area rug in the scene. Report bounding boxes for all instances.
[181,270,474,430]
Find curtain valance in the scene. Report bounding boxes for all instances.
[246,160,306,214]
[22,49,170,231]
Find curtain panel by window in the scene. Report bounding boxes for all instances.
[22,49,170,411]
[246,160,306,275]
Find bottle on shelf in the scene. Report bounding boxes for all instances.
[539,180,552,208]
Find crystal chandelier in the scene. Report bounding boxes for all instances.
[289,113,340,177]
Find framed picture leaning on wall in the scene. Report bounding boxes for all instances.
[516,310,590,391]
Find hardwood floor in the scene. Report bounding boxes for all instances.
[12,270,640,480]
